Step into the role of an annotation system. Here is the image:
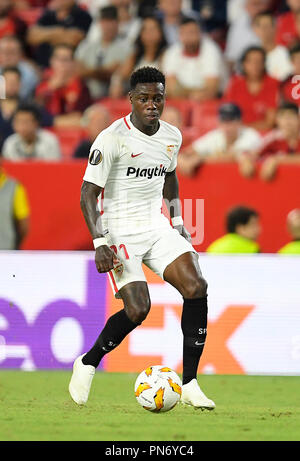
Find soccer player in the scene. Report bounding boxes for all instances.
[69,66,215,410]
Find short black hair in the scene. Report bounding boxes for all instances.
[180,16,200,27]
[130,66,165,91]
[277,102,299,115]
[14,102,41,124]
[1,65,21,78]
[241,45,266,64]
[226,206,259,233]
[99,5,118,20]
[289,43,300,58]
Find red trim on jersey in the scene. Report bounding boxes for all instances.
[123,116,131,130]
[108,270,118,294]
[99,188,104,216]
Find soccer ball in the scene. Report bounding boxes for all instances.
[134,365,182,413]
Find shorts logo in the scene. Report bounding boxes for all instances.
[89,149,103,165]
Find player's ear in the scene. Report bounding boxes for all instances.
[129,91,133,104]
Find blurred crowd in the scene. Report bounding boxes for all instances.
[1,0,300,252]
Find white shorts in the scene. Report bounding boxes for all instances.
[105,224,196,298]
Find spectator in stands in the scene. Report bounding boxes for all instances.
[225,0,270,69]
[0,36,39,99]
[75,6,132,100]
[84,0,141,50]
[2,102,61,161]
[156,0,197,45]
[278,208,300,254]
[275,0,300,48]
[162,16,225,101]
[0,155,30,249]
[110,0,142,44]
[177,103,262,177]
[253,12,293,81]
[0,66,21,149]
[280,44,300,106]
[224,46,279,132]
[0,66,53,149]
[0,0,27,41]
[109,15,167,98]
[196,0,228,48]
[206,205,261,253]
[35,44,91,126]
[74,104,111,159]
[27,0,92,68]
[258,102,300,180]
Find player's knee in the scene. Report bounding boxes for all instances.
[182,276,208,299]
[126,299,151,324]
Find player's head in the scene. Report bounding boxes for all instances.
[129,66,166,127]
[12,102,41,142]
[226,205,261,241]
[276,102,299,135]
[286,208,300,239]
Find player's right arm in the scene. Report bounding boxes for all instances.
[80,181,119,273]
[81,131,120,273]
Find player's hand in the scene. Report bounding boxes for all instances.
[174,225,192,243]
[95,245,120,273]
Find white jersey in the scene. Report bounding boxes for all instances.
[83,113,182,235]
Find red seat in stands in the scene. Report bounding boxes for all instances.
[181,127,201,148]
[163,99,194,127]
[48,127,85,158]
[191,100,220,135]
[100,98,132,122]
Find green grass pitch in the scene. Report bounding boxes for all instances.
[0,371,299,441]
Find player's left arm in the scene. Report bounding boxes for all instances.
[163,168,192,242]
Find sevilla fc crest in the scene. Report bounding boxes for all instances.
[166,145,175,159]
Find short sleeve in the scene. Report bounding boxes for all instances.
[167,129,182,172]
[83,132,119,188]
